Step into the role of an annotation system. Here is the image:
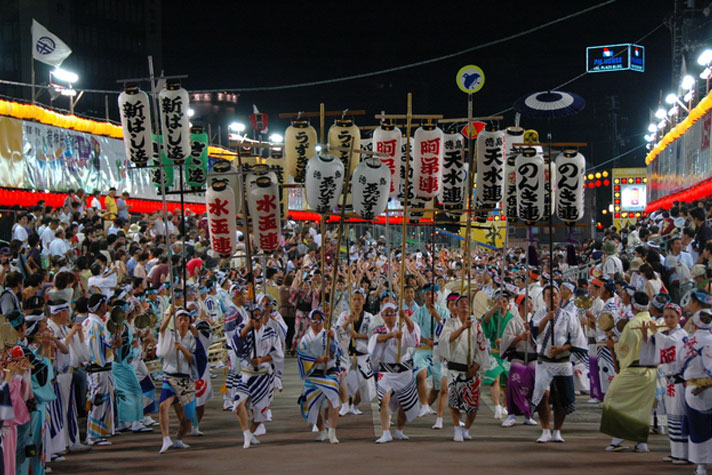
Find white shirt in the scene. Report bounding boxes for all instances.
[87,272,118,299]
[90,197,102,209]
[40,227,55,249]
[12,224,27,243]
[48,237,69,257]
[157,329,196,375]
[367,320,421,365]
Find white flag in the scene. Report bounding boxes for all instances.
[31,19,72,67]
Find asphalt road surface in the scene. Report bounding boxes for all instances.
[54,359,680,474]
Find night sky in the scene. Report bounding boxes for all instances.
[163,0,678,168]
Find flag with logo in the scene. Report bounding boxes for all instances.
[31,19,72,67]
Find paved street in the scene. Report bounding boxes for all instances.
[56,359,680,474]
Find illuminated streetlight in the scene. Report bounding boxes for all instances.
[665,93,679,104]
[654,108,667,119]
[269,133,283,143]
[51,68,78,84]
[187,108,195,117]
[315,145,322,152]
[647,123,657,133]
[698,48,712,66]
[681,74,695,91]
[229,122,246,133]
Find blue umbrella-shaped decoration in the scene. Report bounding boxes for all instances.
[513,90,585,119]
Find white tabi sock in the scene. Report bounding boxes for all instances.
[393,429,409,440]
[432,417,443,429]
[328,427,339,444]
[243,430,253,449]
[611,437,624,446]
[453,426,463,442]
[375,430,392,444]
[317,430,328,442]
[462,428,472,440]
[172,439,190,449]
[552,430,564,442]
[160,437,172,454]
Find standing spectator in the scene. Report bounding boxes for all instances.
[0,271,23,314]
[11,214,28,244]
[117,191,130,221]
[104,188,118,221]
[90,190,103,210]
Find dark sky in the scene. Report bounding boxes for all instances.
[163,0,679,168]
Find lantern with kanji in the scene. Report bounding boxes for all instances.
[158,80,191,165]
[210,160,241,212]
[352,159,390,220]
[503,126,524,221]
[151,135,173,192]
[544,161,557,217]
[439,132,467,212]
[398,135,415,205]
[515,147,546,223]
[185,126,208,189]
[247,175,281,252]
[412,126,443,199]
[284,120,317,184]
[206,180,237,257]
[373,125,402,197]
[475,126,506,211]
[305,154,344,213]
[328,119,361,175]
[246,165,280,207]
[555,149,585,222]
[118,85,152,167]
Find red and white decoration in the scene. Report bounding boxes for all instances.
[206,181,237,257]
[412,126,443,199]
[247,175,281,252]
[158,81,191,165]
[305,154,345,213]
[352,159,390,220]
[118,86,153,166]
[555,150,586,222]
[373,125,402,198]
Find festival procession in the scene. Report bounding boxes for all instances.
[1,1,712,473]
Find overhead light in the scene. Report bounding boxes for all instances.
[698,49,712,66]
[647,123,657,133]
[229,122,246,133]
[57,87,77,97]
[268,133,283,143]
[187,108,195,117]
[658,119,667,129]
[51,68,79,83]
[701,67,712,80]
[654,108,667,119]
[665,93,679,105]
[668,106,678,117]
[681,74,696,91]
[315,145,322,152]
[644,134,654,142]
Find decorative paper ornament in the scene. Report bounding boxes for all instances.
[373,125,402,197]
[158,80,191,165]
[475,126,506,210]
[515,147,546,223]
[305,154,345,213]
[352,159,390,220]
[206,180,237,257]
[247,175,282,252]
[284,120,317,183]
[412,126,444,199]
[555,149,586,222]
[328,119,360,175]
[439,132,467,211]
[503,126,525,220]
[185,127,208,189]
[118,85,152,166]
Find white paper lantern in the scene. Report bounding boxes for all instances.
[412,126,444,199]
[544,162,557,217]
[373,126,402,198]
[515,148,546,223]
[475,127,506,210]
[305,154,345,213]
[398,135,415,205]
[352,159,390,220]
[206,181,237,257]
[247,176,281,252]
[328,120,361,176]
[284,121,317,183]
[503,126,524,220]
[555,150,586,222]
[210,161,242,213]
[118,86,153,166]
[158,81,191,165]
[439,132,467,211]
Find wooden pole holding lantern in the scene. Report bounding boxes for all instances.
[375,94,443,363]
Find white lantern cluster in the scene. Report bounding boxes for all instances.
[328,120,361,175]
[284,120,317,183]
[305,154,345,213]
[118,85,153,166]
[373,125,402,197]
[247,175,282,252]
[439,132,467,211]
[515,147,546,223]
[158,81,191,165]
[412,126,444,199]
[210,160,242,213]
[475,127,506,210]
[503,126,524,220]
[206,180,237,257]
[555,149,586,222]
[352,159,390,220]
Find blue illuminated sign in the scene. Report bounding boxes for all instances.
[586,43,645,73]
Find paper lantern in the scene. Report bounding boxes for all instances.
[352,159,390,220]
[555,149,586,222]
[515,147,546,223]
[439,132,467,212]
[185,127,208,189]
[544,161,557,217]
[398,135,415,205]
[305,154,344,213]
[361,137,373,152]
[118,86,153,166]
[373,125,402,197]
[247,175,281,252]
[246,165,280,202]
[210,160,241,212]
[284,120,317,183]
[503,126,524,220]
[206,180,237,257]
[475,127,506,211]
[412,126,444,199]
[328,119,360,175]
[158,80,191,165]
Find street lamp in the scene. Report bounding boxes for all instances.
[229,122,246,133]
[647,123,657,133]
[665,93,689,112]
[697,48,712,66]
[49,68,81,113]
[51,68,78,84]
[187,108,195,117]
[654,108,667,119]
[681,74,695,91]
[269,133,283,143]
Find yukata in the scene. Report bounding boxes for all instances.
[231,325,283,423]
[500,316,538,417]
[19,346,55,475]
[112,322,144,426]
[336,310,376,401]
[411,304,449,391]
[157,329,197,423]
[600,311,657,443]
[265,311,288,391]
[368,320,421,422]
[82,313,115,441]
[482,309,512,386]
[129,323,156,416]
[193,320,213,408]
[439,317,490,414]
[3,376,29,475]
[588,297,605,401]
[223,303,248,407]
[562,299,590,393]
[595,297,620,397]
[297,327,342,425]
[641,324,688,460]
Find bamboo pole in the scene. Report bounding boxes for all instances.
[396,93,413,363]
